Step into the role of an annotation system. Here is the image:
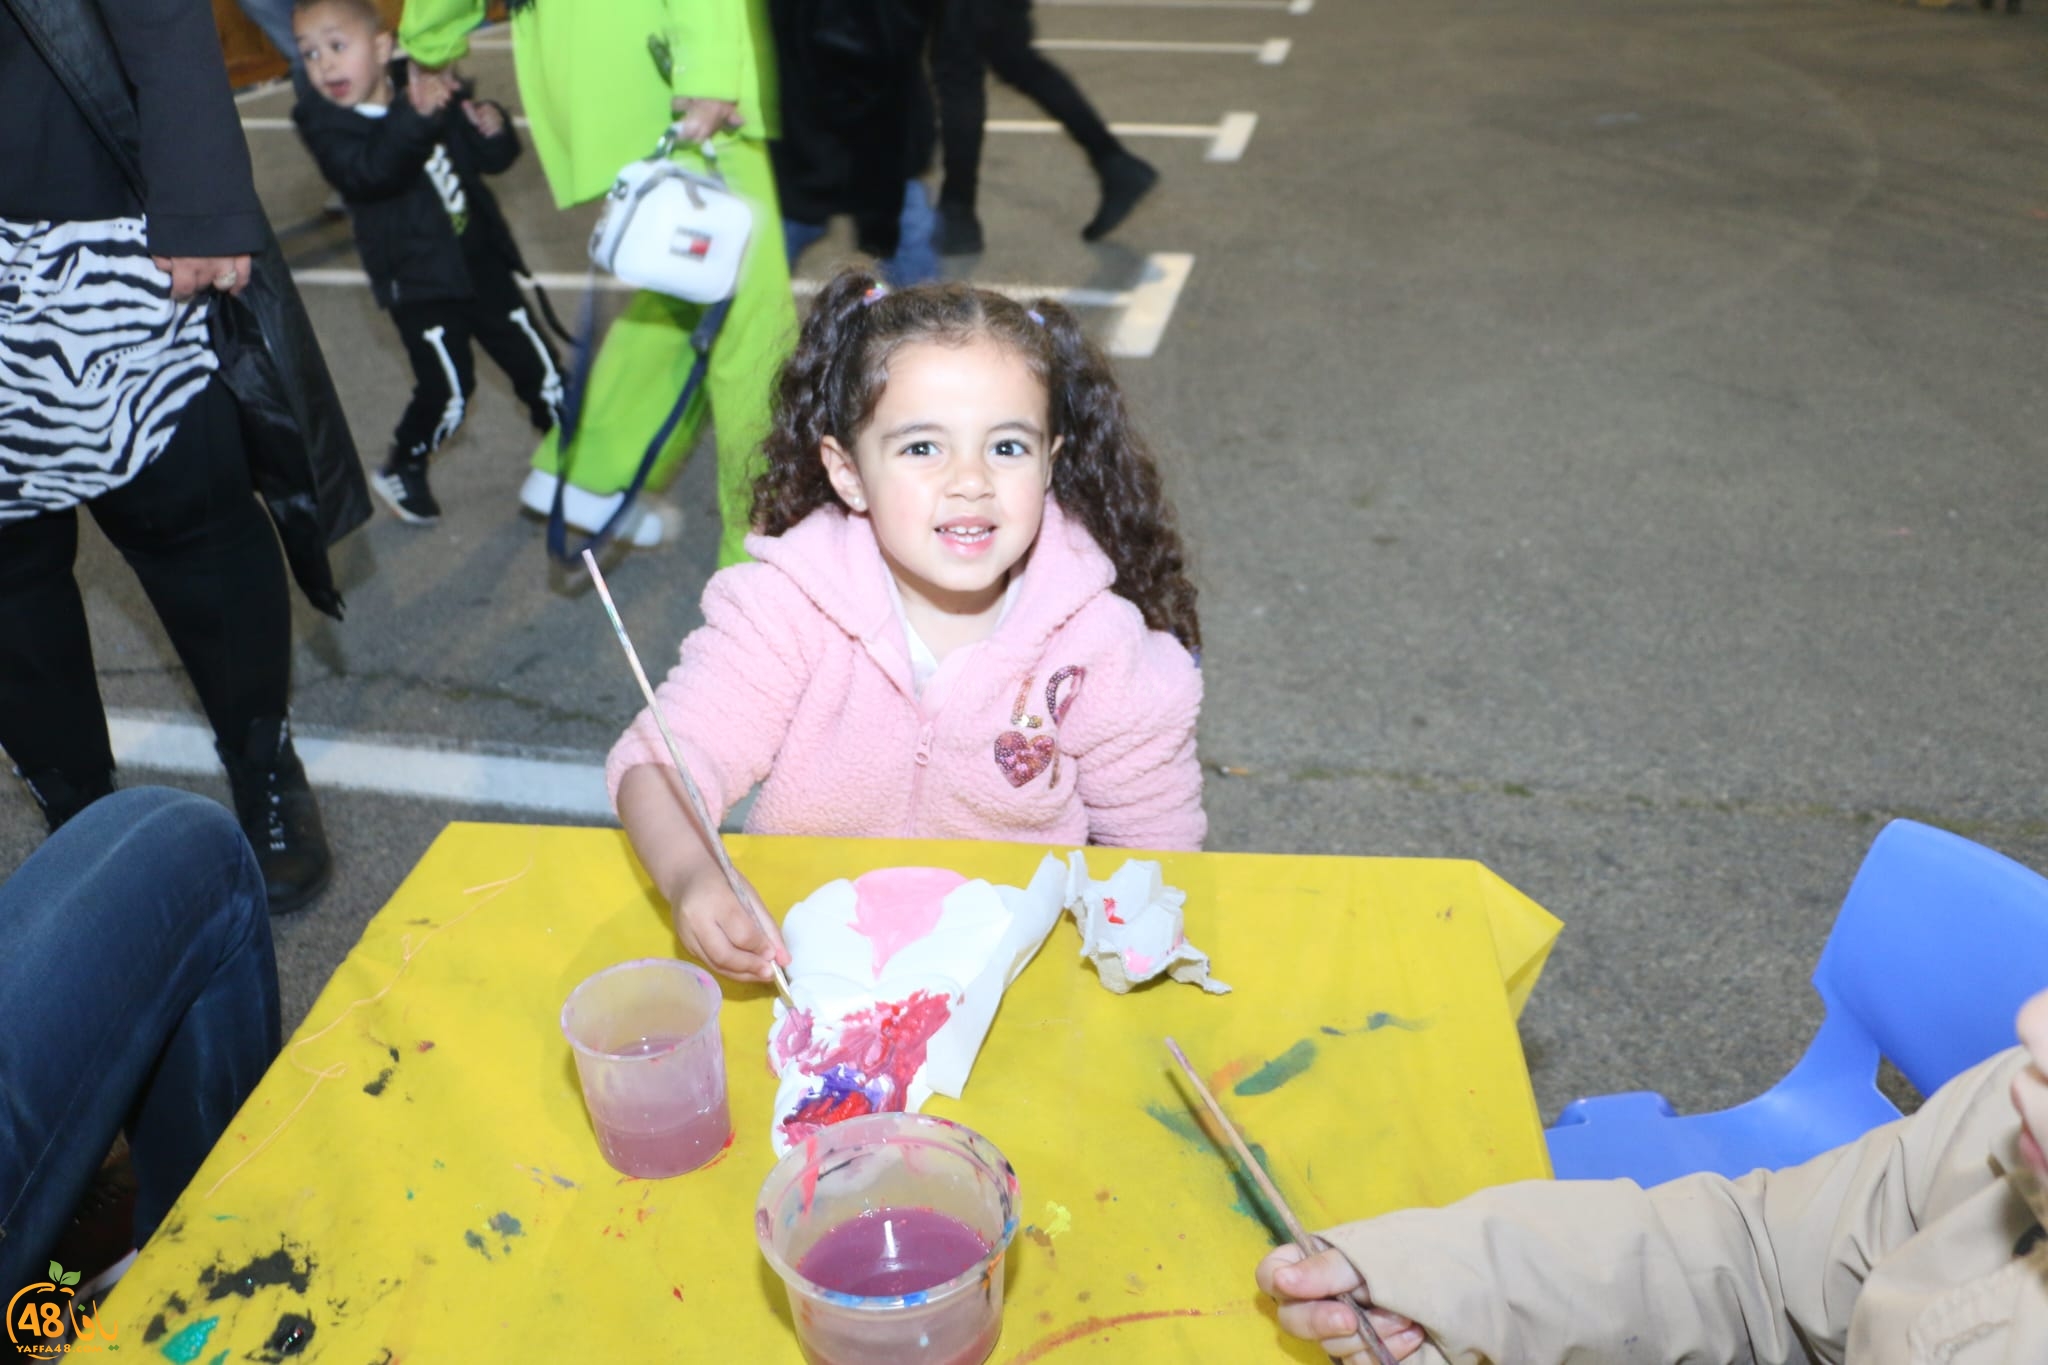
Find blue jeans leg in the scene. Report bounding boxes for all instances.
[783,218,829,275]
[0,788,280,1287]
[236,0,301,65]
[882,181,941,287]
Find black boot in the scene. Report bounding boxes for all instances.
[1082,152,1160,242]
[219,716,332,914]
[937,201,985,256]
[16,765,116,833]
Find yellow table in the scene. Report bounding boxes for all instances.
[108,826,1559,1363]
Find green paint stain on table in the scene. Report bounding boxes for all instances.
[1234,1040,1318,1096]
[1142,1101,1203,1144]
[159,1314,219,1362]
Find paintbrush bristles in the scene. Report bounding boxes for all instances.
[583,552,793,1003]
[1164,1037,1398,1365]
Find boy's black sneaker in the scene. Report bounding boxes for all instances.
[373,459,440,526]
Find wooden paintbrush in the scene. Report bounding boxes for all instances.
[582,550,794,1005]
[1164,1037,1399,1365]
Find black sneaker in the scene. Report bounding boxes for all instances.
[1083,152,1160,242]
[373,460,440,525]
[937,202,985,256]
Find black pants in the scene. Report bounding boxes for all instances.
[388,262,562,464]
[0,377,293,784]
[931,0,1125,211]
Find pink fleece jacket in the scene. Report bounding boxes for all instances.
[605,499,1205,849]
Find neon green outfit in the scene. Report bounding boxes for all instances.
[400,0,796,565]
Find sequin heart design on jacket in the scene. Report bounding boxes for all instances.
[994,731,1057,788]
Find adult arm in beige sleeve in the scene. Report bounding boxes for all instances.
[1313,1050,2026,1364]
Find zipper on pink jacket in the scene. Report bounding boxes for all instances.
[907,721,935,833]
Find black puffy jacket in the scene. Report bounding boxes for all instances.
[293,64,529,311]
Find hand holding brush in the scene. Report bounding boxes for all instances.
[1165,1038,1422,1364]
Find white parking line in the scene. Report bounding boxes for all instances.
[1104,252,1193,359]
[462,31,1294,63]
[108,711,613,818]
[246,113,1255,158]
[1034,37,1290,64]
[291,254,1195,359]
[988,112,1257,162]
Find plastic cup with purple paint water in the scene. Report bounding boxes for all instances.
[756,1112,1020,1365]
[561,959,732,1178]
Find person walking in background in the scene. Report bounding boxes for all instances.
[236,0,302,69]
[0,0,366,912]
[771,0,942,288]
[293,0,563,527]
[399,0,797,563]
[929,0,1159,255]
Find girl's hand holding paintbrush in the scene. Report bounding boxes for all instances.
[1258,1244,1426,1363]
[616,764,791,983]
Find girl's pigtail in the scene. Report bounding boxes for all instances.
[1038,300,1201,654]
[753,271,884,535]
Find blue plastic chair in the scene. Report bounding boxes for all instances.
[1546,819,2048,1186]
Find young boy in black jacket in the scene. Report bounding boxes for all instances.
[291,0,561,525]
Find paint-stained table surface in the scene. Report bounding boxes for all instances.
[108,824,1561,1362]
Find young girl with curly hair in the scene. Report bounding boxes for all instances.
[606,270,1204,981]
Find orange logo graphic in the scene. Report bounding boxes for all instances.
[6,1261,121,1356]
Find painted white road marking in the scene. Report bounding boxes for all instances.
[1033,37,1289,63]
[107,711,613,819]
[292,255,1194,359]
[247,114,1253,157]
[1104,252,1194,358]
[987,113,1257,162]
[1207,112,1260,163]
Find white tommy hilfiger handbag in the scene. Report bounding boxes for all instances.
[587,132,752,303]
[550,132,750,561]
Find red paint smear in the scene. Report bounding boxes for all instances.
[694,1130,738,1171]
[416,1040,436,1052]
[671,1286,685,1302]
[799,1136,821,1215]
[1103,897,1123,925]
[1004,1309,1211,1364]
[777,991,953,1142]
[636,1208,651,1223]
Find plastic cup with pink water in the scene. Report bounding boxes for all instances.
[561,959,732,1178]
[756,1112,1020,1365]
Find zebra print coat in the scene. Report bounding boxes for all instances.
[2,0,369,619]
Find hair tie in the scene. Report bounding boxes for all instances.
[1026,308,1045,326]
[861,285,888,307]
